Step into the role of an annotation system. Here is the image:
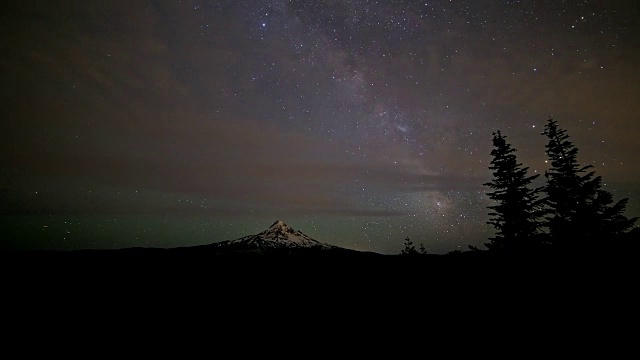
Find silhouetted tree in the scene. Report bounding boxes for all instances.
[400,237,418,255]
[542,118,636,251]
[468,245,482,252]
[419,243,428,255]
[484,131,545,253]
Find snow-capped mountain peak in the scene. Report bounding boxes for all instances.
[255,220,327,247]
[193,220,381,256]
[268,220,290,232]
[214,220,335,250]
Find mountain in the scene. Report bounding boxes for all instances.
[5,220,381,257]
[190,220,378,256]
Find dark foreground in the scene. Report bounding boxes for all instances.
[3,246,637,319]
[4,245,634,272]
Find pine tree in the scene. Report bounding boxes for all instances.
[419,243,428,255]
[400,237,418,255]
[542,118,636,251]
[483,131,545,253]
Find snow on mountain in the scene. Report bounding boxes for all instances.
[213,220,337,251]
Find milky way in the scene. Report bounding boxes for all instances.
[2,1,639,253]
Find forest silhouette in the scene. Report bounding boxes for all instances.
[401,118,638,256]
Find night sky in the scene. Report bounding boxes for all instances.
[2,1,639,254]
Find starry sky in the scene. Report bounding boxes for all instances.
[2,0,639,254]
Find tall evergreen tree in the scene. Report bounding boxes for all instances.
[484,131,545,253]
[542,118,636,251]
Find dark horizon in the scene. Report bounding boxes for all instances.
[2,1,639,254]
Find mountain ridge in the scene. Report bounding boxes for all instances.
[192,220,378,256]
